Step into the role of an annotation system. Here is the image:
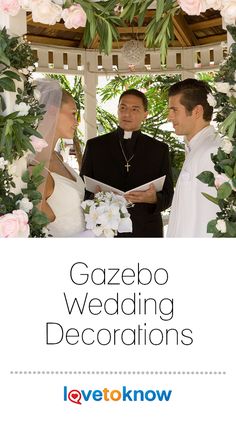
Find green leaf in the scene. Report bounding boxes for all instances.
[156,0,165,22]
[227,221,236,236]
[207,219,217,233]
[224,165,234,178]
[32,162,44,177]
[0,77,16,92]
[3,70,22,81]
[232,177,236,189]
[202,192,219,205]
[217,182,232,199]
[22,170,30,183]
[197,171,215,186]
[0,49,10,67]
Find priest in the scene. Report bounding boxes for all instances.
[80,89,174,237]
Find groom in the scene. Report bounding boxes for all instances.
[80,89,173,237]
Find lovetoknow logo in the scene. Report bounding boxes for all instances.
[64,386,172,404]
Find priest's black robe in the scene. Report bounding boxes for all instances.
[80,129,174,237]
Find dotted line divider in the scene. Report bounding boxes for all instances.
[10,371,226,375]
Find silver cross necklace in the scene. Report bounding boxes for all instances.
[119,140,135,172]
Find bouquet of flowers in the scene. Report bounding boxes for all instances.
[81,191,133,237]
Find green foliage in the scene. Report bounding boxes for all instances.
[197,25,236,237]
[0,27,49,237]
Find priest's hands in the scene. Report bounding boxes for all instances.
[125,183,157,204]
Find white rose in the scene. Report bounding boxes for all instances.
[215,82,230,94]
[0,157,8,170]
[31,0,62,25]
[205,0,222,9]
[220,137,233,154]
[18,197,33,213]
[14,102,30,116]
[207,93,217,107]
[216,219,227,233]
[19,0,32,9]
[221,2,236,25]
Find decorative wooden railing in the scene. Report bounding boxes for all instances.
[31,42,226,76]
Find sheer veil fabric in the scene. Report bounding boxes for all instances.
[33,78,62,207]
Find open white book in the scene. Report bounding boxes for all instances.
[84,175,166,196]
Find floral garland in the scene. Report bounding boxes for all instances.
[0,27,49,237]
[2,1,235,59]
[178,1,236,25]
[197,25,236,237]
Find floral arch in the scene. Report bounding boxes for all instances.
[0,0,236,237]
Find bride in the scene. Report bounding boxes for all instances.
[34,78,86,237]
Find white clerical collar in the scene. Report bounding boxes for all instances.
[123,131,133,139]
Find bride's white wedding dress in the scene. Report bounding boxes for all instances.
[47,163,86,237]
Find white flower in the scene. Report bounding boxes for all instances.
[81,191,132,237]
[19,67,30,75]
[215,82,230,94]
[207,93,217,107]
[31,0,62,25]
[18,197,33,213]
[221,2,236,25]
[19,0,32,9]
[0,157,8,170]
[14,102,30,116]
[220,137,233,154]
[204,0,222,9]
[118,217,133,233]
[216,219,227,233]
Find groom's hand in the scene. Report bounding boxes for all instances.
[125,183,157,204]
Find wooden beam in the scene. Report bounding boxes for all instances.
[88,34,99,49]
[190,17,223,31]
[173,14,198,47]
[26,34,80,47]
[117,26,146,34]
[198,34,227,44]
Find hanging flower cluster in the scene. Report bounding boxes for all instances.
[197,25,236,237]
[0,0,87,28]
[178,0,236,25]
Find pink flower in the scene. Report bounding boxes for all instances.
[214,174,228,189]
[31,0,62,25]
[30,136,48,153]
[62,4,87,29]
[177,0,206,15]
[0,209,30,238]
[0,0,20,16]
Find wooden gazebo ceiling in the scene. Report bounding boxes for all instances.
[25,8,227,50]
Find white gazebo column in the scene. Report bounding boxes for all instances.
[83,52,98,141]
[0,9,26,35]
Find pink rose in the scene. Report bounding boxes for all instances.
[30,136,48,153]
[62,4,87,29]
[0,209,30,238]
[221,3,236,25]
[214,174,228,189]
[31,0,62,25]
[177,0,206,15]
[0,0,20,16]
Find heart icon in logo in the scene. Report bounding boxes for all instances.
[68,390,82,405]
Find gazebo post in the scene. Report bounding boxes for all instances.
[0,9,27,35]
[82,52,98,141]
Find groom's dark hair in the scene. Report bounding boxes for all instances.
[168,78,213,121]
[119,89,148,111]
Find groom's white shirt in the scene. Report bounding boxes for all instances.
[167,125,221,237]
